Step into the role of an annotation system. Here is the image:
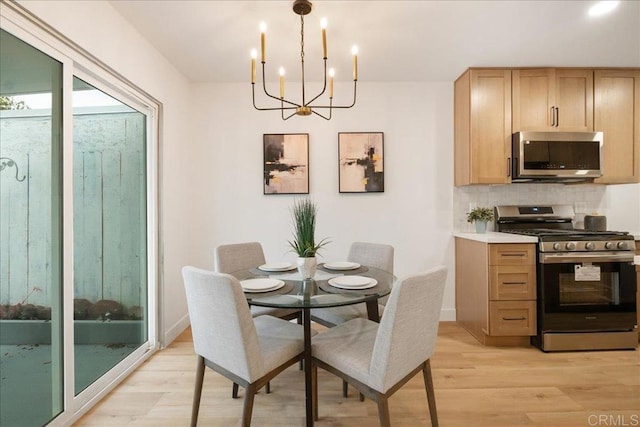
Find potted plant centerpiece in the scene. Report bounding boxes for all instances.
[288,198,330,279]
[467,206,494,233]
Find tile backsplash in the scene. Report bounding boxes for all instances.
[454,184,608,232]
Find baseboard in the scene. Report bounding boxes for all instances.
[163,313,190,348]
[440,308,456,322]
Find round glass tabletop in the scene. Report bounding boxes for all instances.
[232,264,394,309]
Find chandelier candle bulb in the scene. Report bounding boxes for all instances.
[352,45,358,81]
[250,49,257,84]
[279,67,285,98]
[260,22,267,62]
[321,18,327,59]
[329,68,335,98]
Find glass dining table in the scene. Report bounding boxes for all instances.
[231,263,395,427]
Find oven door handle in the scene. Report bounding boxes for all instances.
[539,252,635,264]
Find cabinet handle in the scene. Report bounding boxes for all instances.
[555,107,559,127]
[507,157,511,177]
[550,106,555,126]
[501,253,525,257]
[502,316,526,321]
[503,282,526,285]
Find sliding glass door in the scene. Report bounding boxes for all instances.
[0,28,64,427]
[0,16,157,426]
[72,77,148,394]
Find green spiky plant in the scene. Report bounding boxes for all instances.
[288,198,330,257]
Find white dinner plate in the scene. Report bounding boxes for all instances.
[241,278,285,293]
[328,276,378,290]
[323,261,361,271]
[258,262,295,272]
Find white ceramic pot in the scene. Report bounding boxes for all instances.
[296,257,317,279]
[475,220,488,233]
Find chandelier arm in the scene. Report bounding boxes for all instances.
[305,59,328,106]
[283,110,299,120]
[260,63,301,108]
[311,108,331,120]
[307,81,357,109]
[252,83,298,111]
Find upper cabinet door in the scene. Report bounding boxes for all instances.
[594,69,640,184]
[512,69,554,131]
[454,69,512,185]
[513,69,593,132]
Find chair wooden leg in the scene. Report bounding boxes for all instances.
[342,380,348,397]
[312,364,319,421]
[266,381,271,394]
[232,382,239,398]
[423,360,439,427]
[376,393,391,427]
[359,392,365,402]
[242,384,257,427]
[191,356,205,427]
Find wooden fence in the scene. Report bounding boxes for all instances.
[0,109,146,309]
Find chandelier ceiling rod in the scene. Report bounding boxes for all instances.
[251,0,358,121]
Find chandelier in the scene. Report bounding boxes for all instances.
[251,0,358,120]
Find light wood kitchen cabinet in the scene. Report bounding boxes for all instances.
[456,238,536,346]
[512,68,593,132]
[594,69,640,184]
[454,68,512,185]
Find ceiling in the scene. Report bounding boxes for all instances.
[109,0,640,84]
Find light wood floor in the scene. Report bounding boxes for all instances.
[75,322,639,426]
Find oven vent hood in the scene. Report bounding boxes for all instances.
[511,131,604,183]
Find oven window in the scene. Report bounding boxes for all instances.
[558,270,618,306]
[541,261,636,313]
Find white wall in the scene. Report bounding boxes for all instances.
[17,0,194,344]
[187,81,458,319]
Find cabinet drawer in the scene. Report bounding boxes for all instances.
[489,301,536,336]
[489,265,536,300]
[490,244,535,266]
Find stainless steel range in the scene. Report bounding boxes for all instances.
[495,205,638,352]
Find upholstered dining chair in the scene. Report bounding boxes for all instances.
[214,242,303,397]
[215,242,302,322]
[182,267,309,427]
[310,242,394,328]
[311,266,447,427]
[310,241,394,398]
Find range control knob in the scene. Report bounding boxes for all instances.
[605,241,615,249]
[617,241,628,250]
[553,243,562,251]
[565,242,576,251]
[585,242,595,250]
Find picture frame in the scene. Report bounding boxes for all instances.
[338,132,384,193]
[263,133,309,194]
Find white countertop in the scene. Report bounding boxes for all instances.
[454,231,640,243]
[453,231,538,244]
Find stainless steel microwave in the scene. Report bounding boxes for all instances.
[511,131,603,182]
